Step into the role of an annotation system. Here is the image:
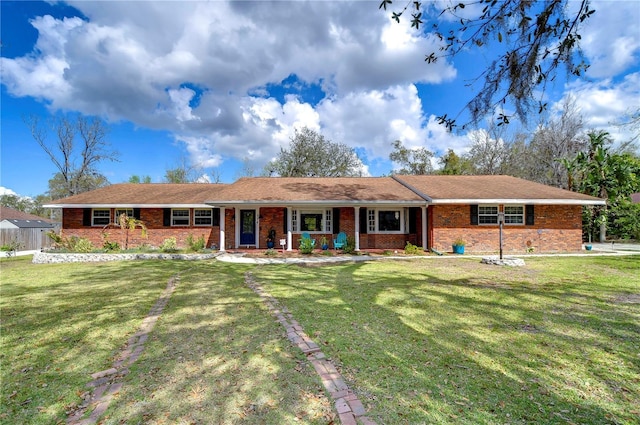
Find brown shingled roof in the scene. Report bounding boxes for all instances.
[0,206,54,222]
[45,183,226,207]
[394,175,605,204]
[209,177,425,205]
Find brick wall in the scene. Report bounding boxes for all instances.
[430,204,583,253]
[62,208,220,249]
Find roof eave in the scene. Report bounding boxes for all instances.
[43,204,215,208]
[206,200,427,207]
[430,199,606,205]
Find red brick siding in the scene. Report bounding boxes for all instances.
[430,204,583,253]
[61,208,220,249]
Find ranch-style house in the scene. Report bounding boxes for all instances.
[45,175,604,253]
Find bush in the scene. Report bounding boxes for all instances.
[299,237,314,254]
[72,237,94,253]
[103,240,120,251]
[342,236,356,254]
[186,234,206,252]
[265,248,278,257]
[160,237,178,253]
[404,242,423,255]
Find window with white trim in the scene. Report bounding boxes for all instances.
[367,208,404,233]
[92,209,110,226]
[115,209,134,224]
[194,209,213,226]
[171,209,190,226]
[291,209,332,233]
[478,205,499,224]
[504,205,524,224]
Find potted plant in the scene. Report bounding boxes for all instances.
[266,228,276,249]
[320,235,329,250]
[452,238,465,254]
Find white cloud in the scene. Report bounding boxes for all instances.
[0,187,19,197]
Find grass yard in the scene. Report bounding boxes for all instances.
[253,256,640,424]
[1,255,638,424]
[0,257,334,425]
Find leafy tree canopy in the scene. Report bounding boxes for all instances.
[380,0,595,129]
[389,139,434,175]
[266,127,364,177]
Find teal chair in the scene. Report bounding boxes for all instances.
[333,232,347,250]
[300,232,316,247]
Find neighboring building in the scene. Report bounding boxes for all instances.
[45,176,604,253]
[0,206,56,251]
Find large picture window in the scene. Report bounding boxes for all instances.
[367,208,404,233]
[92,209,110,226]
[194,209,213,226]
[292,209,331,233]
[171,209,190,226]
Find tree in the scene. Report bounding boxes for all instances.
[465,128,510,175]
[128,175,152,183]
[381,0,595,128]
[164,157,210,183]
[389,139,434,175]
[569,131,640,242]
[266,127,364,177]
[437,149,473,175]
[25,114,118,197]
[524,96,587,188]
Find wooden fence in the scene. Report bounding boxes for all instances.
[0,226,59,252]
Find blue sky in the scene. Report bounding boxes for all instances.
[1,0,639,198]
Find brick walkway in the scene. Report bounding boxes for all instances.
[66,275,180,425]
[246,272,377,425]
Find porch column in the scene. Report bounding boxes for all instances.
[354,206,360,251]
[286,207,293,251]
[421,206,428,250]
[234,207,239,249]
[219,207,226,251]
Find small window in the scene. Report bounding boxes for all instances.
[478,206,498,224]
[115,209,134,224]
[194,209,213,226]
[172,209,190,226]
[504,206,524,225]
[92,209,110,226]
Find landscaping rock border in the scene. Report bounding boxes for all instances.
[481,256,526,267]
[33,251,218,264]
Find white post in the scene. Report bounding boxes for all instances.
[286,207,293,251]
[354,206,360,251]
[421,206,428,250]
[219,207,226,251]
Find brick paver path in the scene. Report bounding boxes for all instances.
[66,275,180,425]
[246,272,377,425]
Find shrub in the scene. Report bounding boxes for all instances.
[186,234,206,252]
[103,240,120,251]
[72,237,94,253]
[265,248,278,257]
[299,237,314,254]
[160,237,178,253]
[342,236,356,254]
[404,242,423,255]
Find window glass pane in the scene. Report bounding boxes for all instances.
[478,206,498,224]
[504,206,524,224]
[115,209,134,224]
[368,209,375,232]
[172,209,190,226]
[194,209,212,226]
[92,209,110,226]
[378,210,401,231]
[300,213,323,231]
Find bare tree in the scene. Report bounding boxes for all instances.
[25,114,118,197]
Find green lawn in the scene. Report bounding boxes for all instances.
[1,255,638,424]
[253,256,640,424]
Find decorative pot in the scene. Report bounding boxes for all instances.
[267,241,275,249]
[452,245,465,254]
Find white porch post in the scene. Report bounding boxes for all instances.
[286,207,293,251]
[219,207,226,251]
[421,206,428,250]
[354,206,360,251]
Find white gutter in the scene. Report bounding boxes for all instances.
[43,204,214,208]
[429,199,606,205]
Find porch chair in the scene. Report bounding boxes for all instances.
[300,232,316,247]
[333,232,347,250]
